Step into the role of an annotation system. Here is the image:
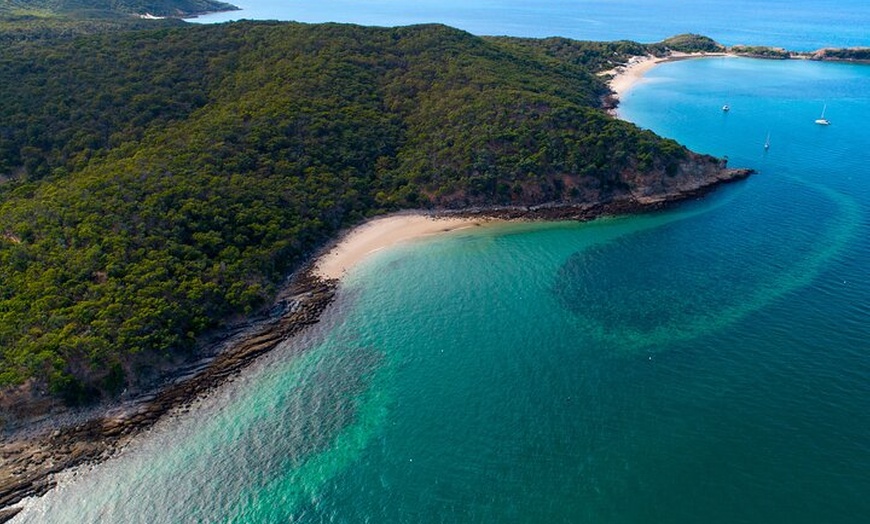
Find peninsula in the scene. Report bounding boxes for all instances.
[0,15,753,519]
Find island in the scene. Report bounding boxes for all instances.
[0,11,756,519]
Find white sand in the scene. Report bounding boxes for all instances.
[313,214,493,280]
[606,52,731,100]
[605,54,661,98]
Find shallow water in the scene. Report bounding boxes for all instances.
[14,12,870,524]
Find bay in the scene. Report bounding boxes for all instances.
[12,6,870,524]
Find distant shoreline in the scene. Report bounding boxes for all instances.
[175,2,241,19]
[604,46,870,115]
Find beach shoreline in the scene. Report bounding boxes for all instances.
[313,214,495,280]
[604,51,732,110]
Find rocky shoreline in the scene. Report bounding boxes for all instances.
[436,168,756,222]
[0,270,337,523]
[0,165,752,521]
[443,167,753,222]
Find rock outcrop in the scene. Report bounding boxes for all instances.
[0,270,336,518]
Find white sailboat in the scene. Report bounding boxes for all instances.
[815,104,830,125]
[764,132,770,150]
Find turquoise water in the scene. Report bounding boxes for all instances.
[14,31,870,524]
[191,0,870,50]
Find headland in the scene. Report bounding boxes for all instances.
[0,27,754,521]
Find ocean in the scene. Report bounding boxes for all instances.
[13,3,870,523]
[190,0,870,51]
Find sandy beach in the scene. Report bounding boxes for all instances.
[605,52,731,101]
[314,214,494,279]
[605,54,662,98]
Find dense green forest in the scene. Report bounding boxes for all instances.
[657,33,722,53]
[0,18,724,404]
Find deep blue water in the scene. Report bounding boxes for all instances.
[12,4,870,524]
[191,0,870,51]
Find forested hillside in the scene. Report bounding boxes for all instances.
[0,0,208,46]
[0,20,725,404]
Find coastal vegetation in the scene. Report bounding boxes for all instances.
[0,0,237,18]
[730,45,791,59]
[0,1,188,46]
[809,47,870,62]
[657,33,723,53]
[726,43,870,62]
[0,16,728,406]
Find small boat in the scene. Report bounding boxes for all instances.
[722,104,730,112]
[815,104,830,125]
[764,132,770,150]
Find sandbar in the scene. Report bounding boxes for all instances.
[313,214,494,279]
